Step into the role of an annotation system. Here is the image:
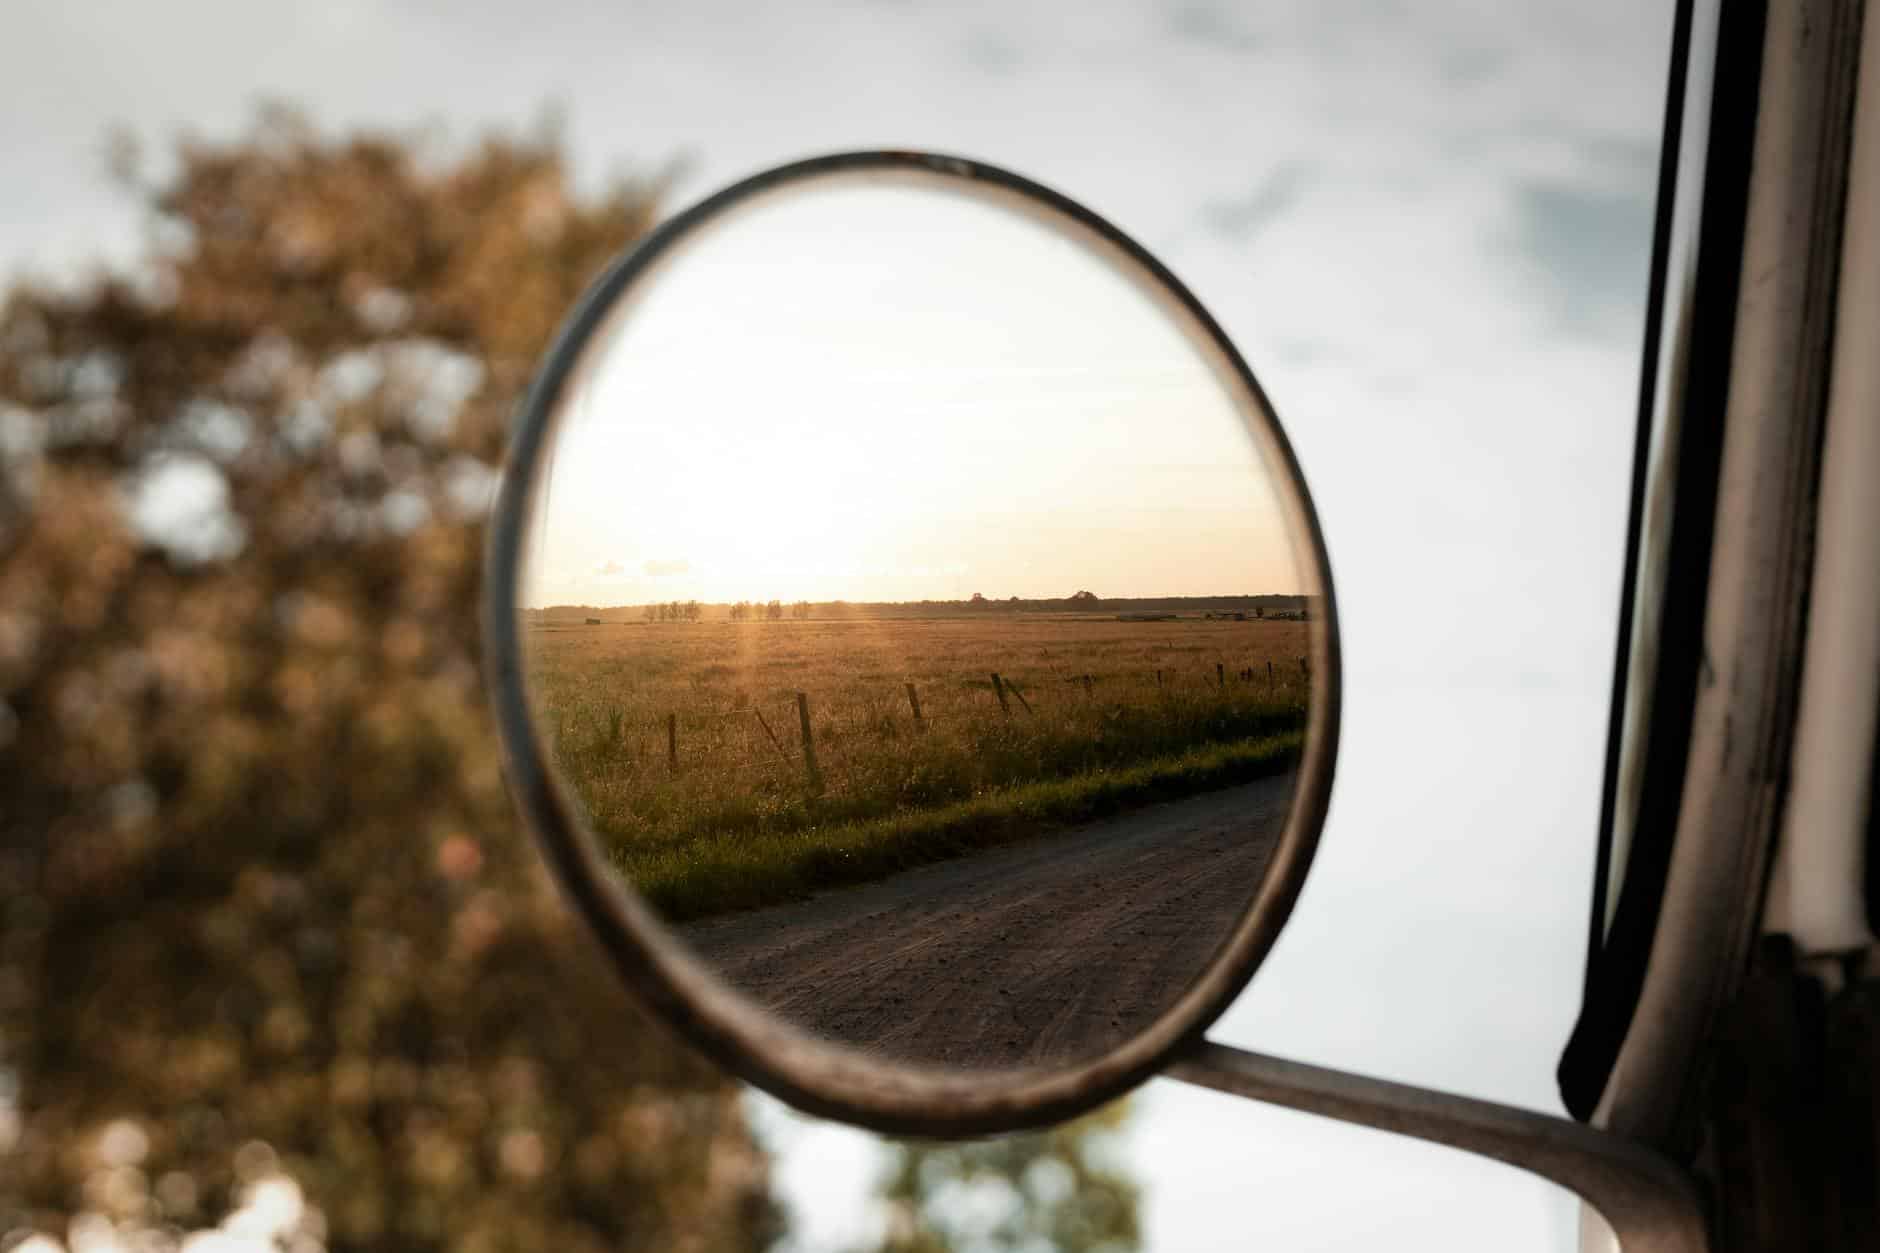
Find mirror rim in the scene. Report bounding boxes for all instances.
[483,149,1343,1136]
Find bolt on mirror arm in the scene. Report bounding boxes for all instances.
[1169,1040,1708,1253]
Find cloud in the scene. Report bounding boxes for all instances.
[1165,3,1264,52]
[1202,160,1314,241]
[593,559,626,576]
[642,558,690,577]
[960,29,1023,74]
[1504,173,1654,339]
[1440,45,1509,85]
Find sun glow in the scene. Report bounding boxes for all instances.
[526,179,1304,609]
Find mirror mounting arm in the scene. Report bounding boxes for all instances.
[1168,1039,1708,1253]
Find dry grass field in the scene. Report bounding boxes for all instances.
[525,613,1312,919]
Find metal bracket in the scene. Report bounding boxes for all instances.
[1169,1039,1709,1253]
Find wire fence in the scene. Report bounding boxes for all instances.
[546,656,1314,804]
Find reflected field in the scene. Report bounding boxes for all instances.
[527,605,1312,924]
[526,602,1312,1067]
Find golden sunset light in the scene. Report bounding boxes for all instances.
[523,180,1303,609]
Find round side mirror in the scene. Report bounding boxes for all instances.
[483,151,1340,1136]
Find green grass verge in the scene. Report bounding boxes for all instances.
[620,731,1302,923]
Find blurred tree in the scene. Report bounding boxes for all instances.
[0,108,780,1250]
[868,1103,1138,1253]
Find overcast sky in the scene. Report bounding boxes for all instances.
[5,2,1675,1249]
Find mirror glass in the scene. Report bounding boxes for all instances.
[517,171,1326,1074]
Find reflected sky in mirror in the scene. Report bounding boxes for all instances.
[532,181,1299,609]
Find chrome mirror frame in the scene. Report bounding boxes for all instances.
[482,149,1344,1138]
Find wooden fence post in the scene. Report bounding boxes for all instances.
[1216,662,1226,688]
[990,673,1011,715]
[1267,659,1274,691]
[1155,668,1163,687]
[1081,673,1094,698]
[1300,656,1311,679]
[667,713,678,772]
[905,682,924,726]
[1006,678,1034,715]
[796,691,823,794]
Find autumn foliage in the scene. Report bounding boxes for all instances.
[0,111,779,1250]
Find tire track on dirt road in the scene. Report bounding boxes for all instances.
[679,773,1295,1070]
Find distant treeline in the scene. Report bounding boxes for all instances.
[529,593,1318,623]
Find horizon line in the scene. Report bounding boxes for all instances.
[526,591,1317,611]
